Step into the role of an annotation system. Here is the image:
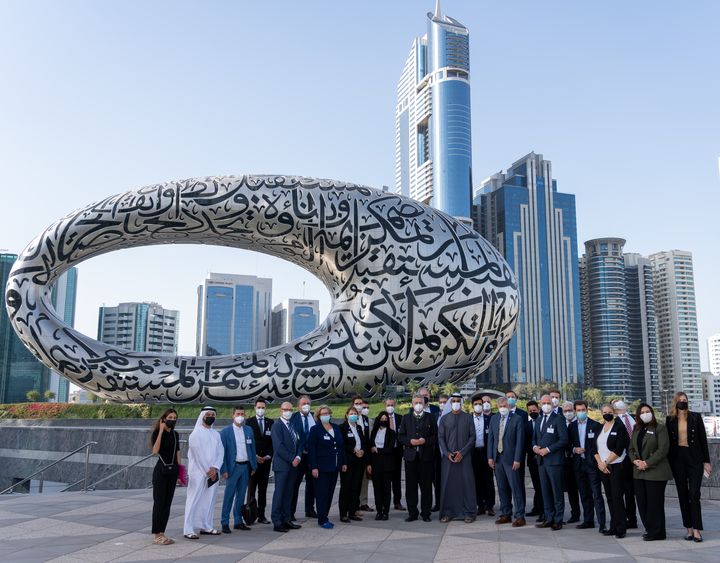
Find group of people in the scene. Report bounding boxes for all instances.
[148,389,712,546]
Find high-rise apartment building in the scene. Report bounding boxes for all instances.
[196,273,272,356]
[474,152,583,386]
[702,371,720,415]
[649,250,702,405]
[579,240,659,403]
[271,299,320,347]
[394,1,472,223]
[709,333,720,376]
[98,302,179,354]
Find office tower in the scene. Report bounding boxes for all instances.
[98,302,179,354]
[649,250,702,405]
[394,1,472,223]
[271,299,320,346]
[579,240,659,403]
[474,152,582,386]
[702,371,720,416]
[709,333,720,376]
[196,273,272,356]
[48,267,78,401]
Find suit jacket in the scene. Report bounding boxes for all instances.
[510,407,527,421]
[487,412,525,464]
[289,411,316,454]
[369,425,397,472]
[666,412,710,465]
[247,416,274,459]
[271,419,301,472]
[598,418,630,460]
[219,425,258,476]
[568,418,603,468]
[471,413,491,450]
[307,423,345,472]
[397,412,437,462]
[532,411,569,466]
[340,421,369,467]
[388,412,404,449]
[525,416,539,455]
[628,423,673,481]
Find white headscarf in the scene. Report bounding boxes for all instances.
[187,406,224,477]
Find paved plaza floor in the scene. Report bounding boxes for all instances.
[0,485,718,562]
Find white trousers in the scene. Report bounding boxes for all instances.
[183,474,219,535]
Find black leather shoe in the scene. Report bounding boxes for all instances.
[431,505,440,512]
[340,517,350,523]
[535,521,552,528]
[693,535,703,543]
[257,516,270,524]
[306,510,318,518]
[536,515,546,523]
[405,515,418,522]
[349,515,362,521]
[422,515,432,522]
[359,504,373,512]
[643,535,666,541]
[394,503,405,510]
[615,532,626,539]
[598,527,607,534]
[233,523,250,531]
[551,523,562,531]
[273,526,288,533]
[382,513,389,521]
[602,529,616,536]
[285,522,301,530]
[486,508,495,517]
[221,525,232,534]
[290,516,297,522]
[567,516,580,524]
[576,522,594,529]
[375,513,383,521]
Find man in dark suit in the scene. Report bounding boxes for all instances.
[289,395,316,520]
[487,397,526,527]
[525,400,544,521]
[569,400,606,532]
[470,394,494,516]
[549,389,562,415]
[398,394,437,522]
[561,401,581,524]
[532,394,569,530]
[418,387,441,511]
[352,396,373,512]
[506,390,527,507]
[247,398,273,524]
[270,402,302,532]
[385,397,405,510]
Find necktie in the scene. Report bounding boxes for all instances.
[498,416,505,454]
[390,415,395,430]
[259,418,264,434]
[303,414,309,436]
[288,422,297,443]
[541,414,548,433]
[623,415,632,437]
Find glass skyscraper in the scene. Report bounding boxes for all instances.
[48,267,78,402]
[394,1,472,223]
[474,152,583,386]
[271,299,320,347]
[98,302,179,354]
[196,273,272,356]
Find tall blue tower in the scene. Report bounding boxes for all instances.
[394,1,472,224]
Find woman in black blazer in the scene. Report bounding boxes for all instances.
[369,411,396,520]
[666,391,712,542]
[594,403,630,539]
[308,405,346,529]
[338,406,368,523]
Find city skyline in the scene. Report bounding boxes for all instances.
[1,1,718,370]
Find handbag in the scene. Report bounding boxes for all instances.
[158,432,179,476]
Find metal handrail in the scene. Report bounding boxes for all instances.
[0,441,98,495]
[82,452,157,491]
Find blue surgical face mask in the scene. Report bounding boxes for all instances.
[507,397,517,407]
[348,414,358,423]
[320,414,331,424]
[577,411,588,421]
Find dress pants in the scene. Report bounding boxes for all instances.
[621,457,638,525]
[339,458,364,518]
[359,469,370,506]
[315,471,339,525]
[563,456,581,520]
[494,453,525,520]
[471,447,495,510]
[600,463,626,534]
[405,457,433,518]
[433,446,442,507]
[671,448,704,530]
[392,448,403,506]
[574,459,605,528]
[247,460,271,518]
[538,462,564,524]
[271,467,297,527]
[291,453,315,517]
[151,463,177,534]
[221,463,250,526]
[634,479,667,539]
[527,455,544,514]
[371,468,393,516]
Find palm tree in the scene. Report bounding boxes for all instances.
[427,383,440,399]
[441,382,458,396]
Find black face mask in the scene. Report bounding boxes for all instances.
[379,419,388,427]
[164,419,176,429]
[204,416,216,426]
[602,413,614,422]
[676,401,688,411]
[529,412,539,420]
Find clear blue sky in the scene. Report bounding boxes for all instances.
[1,0,718,366]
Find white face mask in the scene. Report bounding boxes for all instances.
[438,402,447,410]
[234,416,245,425]
[386,406,395,414]
[541,404,553,414]
[498,407,509,417]
[301,404,311,414]
[361,408,369,416]
[354,403,363,412]
[551,397,560,407]
[614,401,626,412]
[640,412,653,424]
[413,403,425,414]
[473,404,483,414]
[255,408,265,417]
[451,402,462,412]
[483,402,492,411]
[563,411,574,421]
[281,410,293,421]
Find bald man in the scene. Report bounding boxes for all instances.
[270,402,303,532]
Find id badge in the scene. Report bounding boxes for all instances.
[323,435,331,440]
[265,430,272,436]
[588,432,595,439]
[246,439,253,445]
[547,427,555,434]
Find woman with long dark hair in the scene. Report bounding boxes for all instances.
[666,391,712,542]
[369,411,396,520]
[338,406,368,523]
[628,403,672,541]
[150,408,181,545]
